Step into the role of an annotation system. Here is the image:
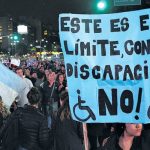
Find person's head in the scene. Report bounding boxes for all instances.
[61,65,65,74]
[37,71,45,80]
[45,69,50,79]
[16,67,23,78]
[31,71,37,79]
[24,68,30,77]
[39,66,44,72]
[58,73,64,83]
[59,90,69,107]
[27,87,41,106]
[124,123,142,137]
[48,72,56,83]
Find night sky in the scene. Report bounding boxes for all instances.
[0,0,93,21]
[0,0,149,30]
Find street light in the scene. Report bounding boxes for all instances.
[93,0,112,13]
[97,1,106,9]
[97,0,107,10]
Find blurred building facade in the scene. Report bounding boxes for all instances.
[0,16,42,54]
[0,17,13,51]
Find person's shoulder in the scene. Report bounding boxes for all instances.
[23,105,45,119]
[13,107,24,115]
[36,110,45,117]
[23,77,30,82]
[24,78,33,85]
[41,81,49,87]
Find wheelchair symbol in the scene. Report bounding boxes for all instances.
[73,89,96,122]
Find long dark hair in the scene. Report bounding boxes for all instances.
[58,90,70,121]
[114,123,125,136]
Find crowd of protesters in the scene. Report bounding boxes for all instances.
[0,58,150,150]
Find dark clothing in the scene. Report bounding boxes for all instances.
[54,111,83,150]
[142,124,150,150]
[87,123,111,150]
[100,134,143,150]
[35,79,43,89]
[0,106,50,150]
[57,81,67,94]
[0,108,22,150]
[25,76,36,86]
[40,81,59,118]
[41,81,59,105]
[89,135,104,150]
[0,113,3,128]
[87,123,111,137]
[19,105,50,150]
[30,77,36,86]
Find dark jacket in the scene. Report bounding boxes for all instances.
[40,81,59,104]
[0,108,21,150]
[100,133,143,150]
[53,112,83,150]
[19,105,50,150]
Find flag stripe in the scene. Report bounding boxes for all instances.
[0,63,26,93]
[0,81,18,107]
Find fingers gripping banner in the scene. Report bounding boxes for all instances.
[59,9,150,123]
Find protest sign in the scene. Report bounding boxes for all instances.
[11,58,20,67]
[59,9,150,123]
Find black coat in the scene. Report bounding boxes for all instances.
[53,116,83,150]
[99,134,143,150]
[19,105,50,150]
[40,81,59,104]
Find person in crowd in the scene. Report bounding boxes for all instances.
[53,90,83,150]
[9,100,18,113]
[60,64,66,74]
[39,65,45,73]
[0,96,9,128]
[53,61,61,73]
[35,71,45,89]
[100,123,143,150]
[44,69,51,81]
[57,73,67,94]
[18,87,50,150]
[0,87,50,150]
[24,68,31,80]
[87,123,112,150]
[16,67,33,107]
[40,71,59,128]
[30,70,37,85]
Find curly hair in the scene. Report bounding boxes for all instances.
[0,96,9,118]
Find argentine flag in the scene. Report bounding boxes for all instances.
[0,63,26,107]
